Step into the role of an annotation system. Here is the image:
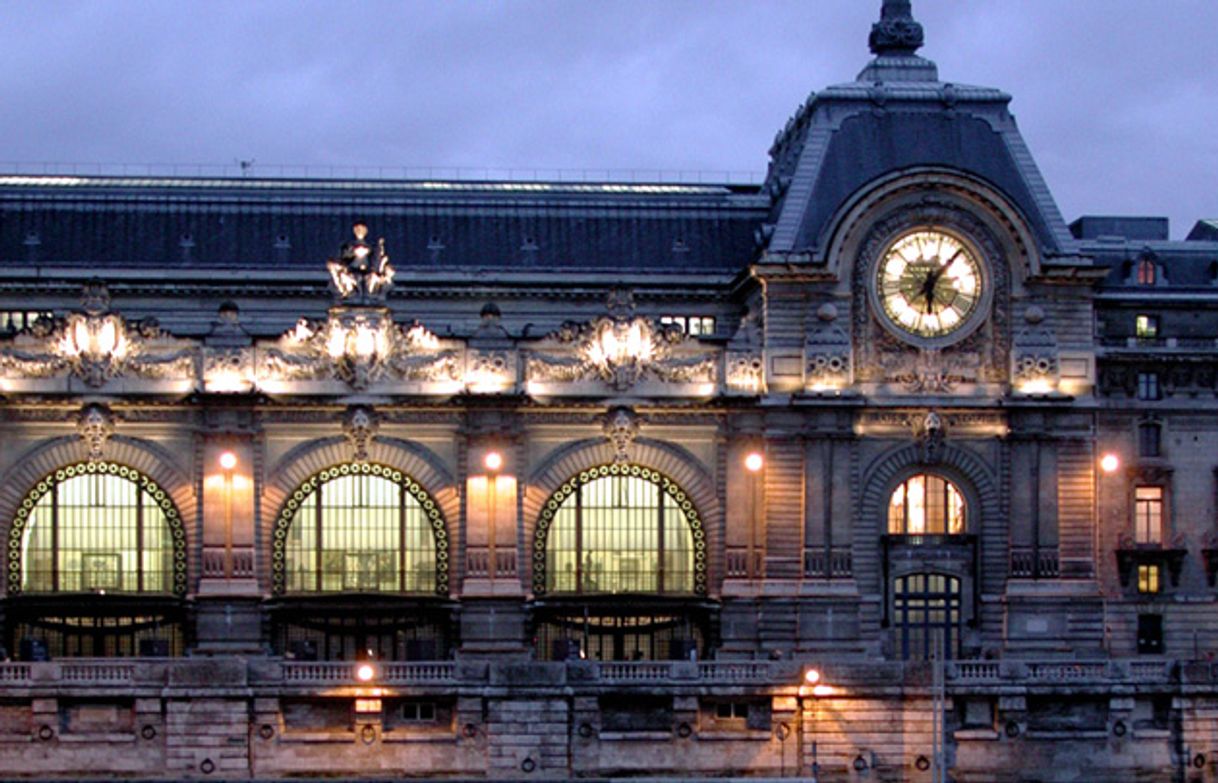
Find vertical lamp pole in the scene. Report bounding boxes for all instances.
[932,628,946,783]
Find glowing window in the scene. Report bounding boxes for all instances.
[535,465,707,595]
[273,464,447,595]
[1137,564,1161,594]
[887,474,966,535]
[1134,486,1163,545]
[1135,315,1159,339]
[660,316,716,336]
[10,462,184,595]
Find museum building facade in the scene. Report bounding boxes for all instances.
[1,3,1218,781]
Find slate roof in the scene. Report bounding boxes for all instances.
[0,175,769,274]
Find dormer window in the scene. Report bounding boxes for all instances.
[1137,258,1157,286]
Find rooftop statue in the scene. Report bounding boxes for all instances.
[326,222,395,304]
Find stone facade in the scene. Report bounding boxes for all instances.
[1,3,1217,781]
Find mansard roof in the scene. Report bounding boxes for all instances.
[0,174,769,274]
[760,4,1077,264]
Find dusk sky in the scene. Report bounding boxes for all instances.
[2,0,1215,238]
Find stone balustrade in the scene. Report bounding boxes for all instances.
[0,657,1190,693]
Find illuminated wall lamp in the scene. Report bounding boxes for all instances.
[744,452,764,473]
[484,451,503,472]
[1100,453,1120,474]
[218,451,238,471]
[355,663,377,683]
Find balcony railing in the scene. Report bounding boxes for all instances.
[804,547,853,578]
[1101,336,1218,351]
[281,661,456,684]
[724,547,764,579]
[0,658,1188,690]
[466,547,517,579]
[1010,546,1060,578]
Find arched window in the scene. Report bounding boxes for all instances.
[5,462,187,658]
[271,463,448,596]
[887,473,966,535]
[8,462,186,596]
[534,464,707,596]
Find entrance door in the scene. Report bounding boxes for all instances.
[893,573,960,660]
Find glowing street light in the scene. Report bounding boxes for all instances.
[1100,453,1120,474]
[745,452,764,473]
[355,663,376,683]
[218,451,238,471]
[484,451,503,472]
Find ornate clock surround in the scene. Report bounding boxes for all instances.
[851,197,1012,391]
[867,224,992,348]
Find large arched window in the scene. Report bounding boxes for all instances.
[8,462,186,596]
[533,464,707,596]
[5,462,187,658]
[271,463,448,596]
[270,463,452,662]
[887,473,966,535]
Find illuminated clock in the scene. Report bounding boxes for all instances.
[873,229,986,341]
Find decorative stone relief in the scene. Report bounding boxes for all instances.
[76,403,115,461]
[526,289,716,392]
[0,280,196,387]
[914,409,945,464]
[343,406,379,462]
[726,305,765,394]
[1011,305,1059,393]
[466,302,516,392]
[258,310,460,391]
[603,407,640,463]
[805,303,851,391]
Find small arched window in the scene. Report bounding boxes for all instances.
[272,463,448,595]
[8,462,185,595]
[534,464,707,596]
[887,473,966,535]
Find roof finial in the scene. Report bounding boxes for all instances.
[869,0,924,57]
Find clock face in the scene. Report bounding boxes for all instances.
[875,230,984,339]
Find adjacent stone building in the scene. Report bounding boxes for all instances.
[0,2,1216,781]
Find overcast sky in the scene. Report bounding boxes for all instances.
[2,0,1215,238]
